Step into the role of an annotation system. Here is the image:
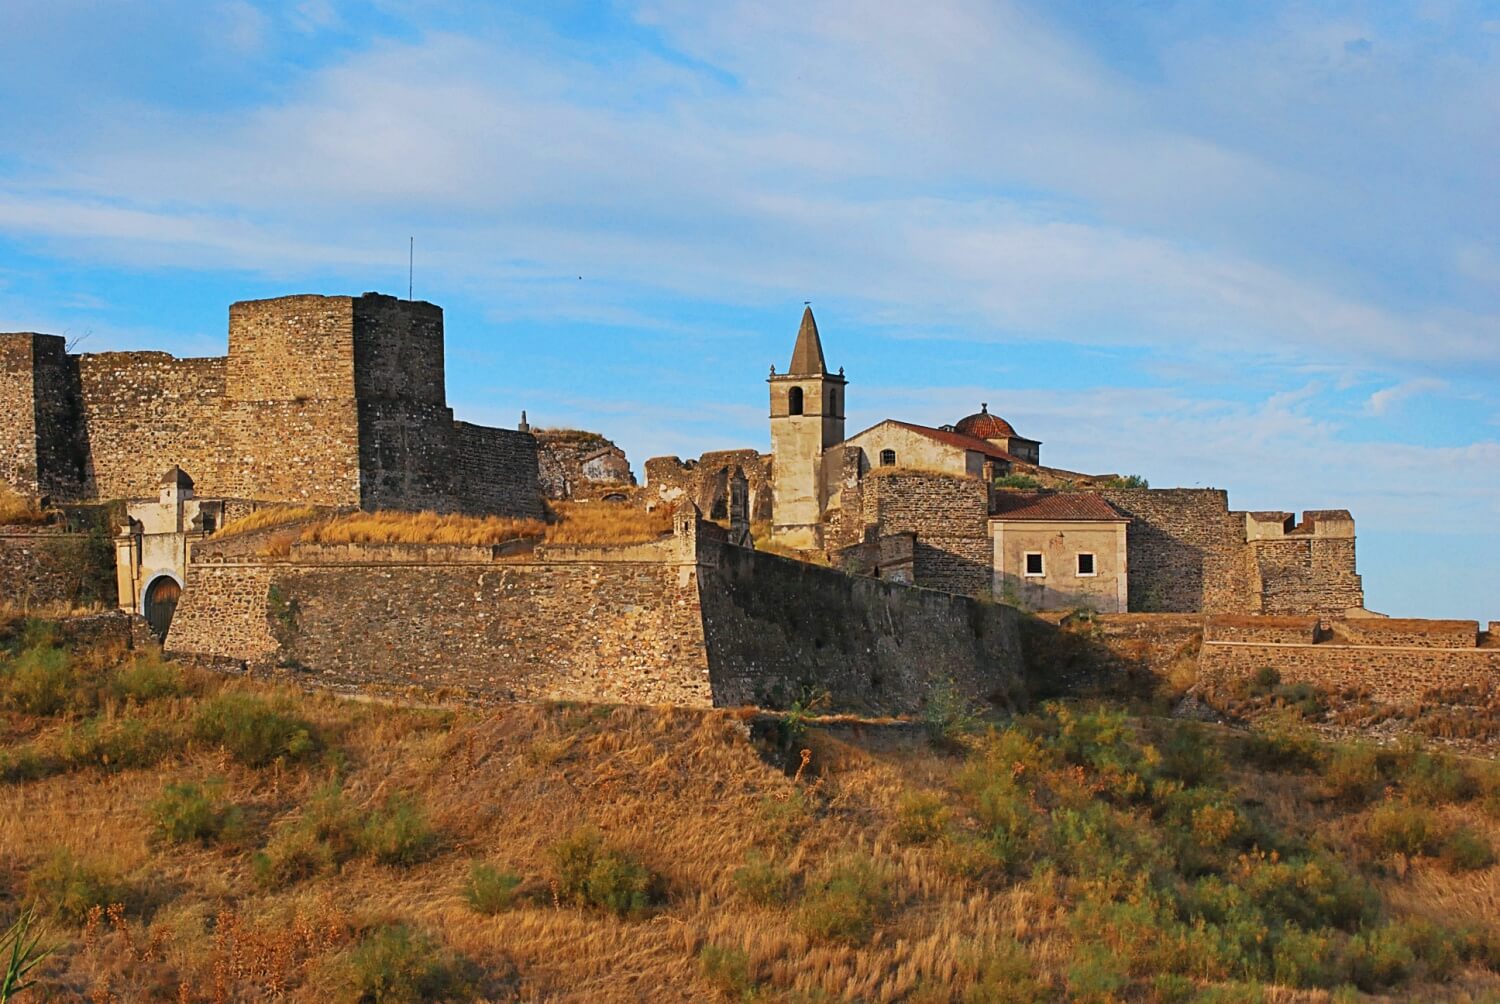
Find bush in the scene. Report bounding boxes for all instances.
[56,716,184,772]
[1345,926,1415,991]
[796,856,892,945]
[319,924,460,1003]
[894,792,950,845]
[699,943,757,1000]
[110,654,186,703]
[1322,743,1384,805]
[192,693,318,767]
[25,849,131,923]
[1157,724,1225,787]
[361,795,437,866]
[254,782,363,888]
[731,851,794,906]
[1364,800,1443,858]
[549,828,663,917]
[1240,710,1322,773]
[2,645,77,716]
[1438,825,1495,872]
[462,862,523,915]
[150,780,242,845]
[1271,926,1340,989]
[964,941,1049,1003]
[1393,739,1475,805]
[923,678,978,748]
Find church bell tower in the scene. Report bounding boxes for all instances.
[768,306,845,545]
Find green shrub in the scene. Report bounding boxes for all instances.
[964,941,1048,1003]
[731,851,793,906]
[1438,825,1495,872]
[795,856,892,945]
[699,943,757,1000]
[1246,666,1280,699]
[109,654,186,702]
[1233,852,1375,932]
[1240,710,1322,772]
[894,791,950,845]
[1393,739,1475,805]
[1344,926,1415,991]
[548,827,663,917]
[319,924,459,1003]
[993,474,1041,489]
[1273,681,1326,719]
[462,862,522,915]
[1364,800,1443,857]
[1065,942,1129,1003]
[1322,743,1384,805]
[253,782,363,888]
[755,789,814,848]
[1271,926,1340,988]
[25,849,131,923]
[361,795,437,866]
[923,678,978,748]
[150,780,242,845]
[2,646,78,716]
[1156,724,1225,787]
[192,693,318,767]
[56,716,184,772]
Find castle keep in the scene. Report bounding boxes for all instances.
[0,292,541,517]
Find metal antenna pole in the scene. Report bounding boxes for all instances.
[408,237,414,301]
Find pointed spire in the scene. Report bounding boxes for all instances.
[788,305,828,375]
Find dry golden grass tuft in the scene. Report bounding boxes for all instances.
[301,510,547,547]
[542,501,673,546]
[210,505,324,540]
[0,484,51,526]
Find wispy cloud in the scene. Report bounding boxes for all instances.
[1366,377,1447,416]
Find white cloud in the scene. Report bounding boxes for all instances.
[1366,377,1447,416]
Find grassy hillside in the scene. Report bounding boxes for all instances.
[2,617,1499,1002]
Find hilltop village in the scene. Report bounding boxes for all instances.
[1,291,1495,716]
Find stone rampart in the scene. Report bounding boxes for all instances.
[165,527,1023,714]
[859,472,991,596]
[1327,618,1478,649]
[1203,615,1320,645]
[1094,488,1249,613]
[1198,642,1500,706]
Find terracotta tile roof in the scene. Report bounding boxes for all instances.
[885,421,1020,462]
[990,491,1127,522]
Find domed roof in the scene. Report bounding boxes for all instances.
[954,403,1017,441]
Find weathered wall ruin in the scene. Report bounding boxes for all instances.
[535,430,634,500]
[644,451,774,521]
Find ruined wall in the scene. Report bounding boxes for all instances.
[645,450,773,521]
[0,336,41,495]
[699,542,1022,712]
[860,472,990,596]
[1094,489,1251,613]
[536,430,634,500]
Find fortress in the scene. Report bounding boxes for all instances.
[0,292,541,517]
[1,290,1494,720]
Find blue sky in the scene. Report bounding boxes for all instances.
[1,1,1496,620]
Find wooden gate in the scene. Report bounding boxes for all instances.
[144,577,181,638]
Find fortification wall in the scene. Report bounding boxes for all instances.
[0,336,41,495]
[227,295,355,402]
[860,472,990,596]
[0,527,115,609]
[1198,642,1500,706]
[166,535,1023,714]
[1094,489,1250,613]
[1250,537,1363,615]
[450,423,545,517]
[699,543,1022,711]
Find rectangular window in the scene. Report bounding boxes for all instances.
[879,449,897,467]
[1077,552,1096,576]
[1024,552,1044,577]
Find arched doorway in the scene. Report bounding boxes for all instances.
[143,575,181,639]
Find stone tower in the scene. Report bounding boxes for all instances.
[768,306,845,546]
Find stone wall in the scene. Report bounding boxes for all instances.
[699,541,1022,711]
[1250,537,1363,615]
[860,472,990,596]
[2,293,542,518]
[0,526,116,609]
[1094,489,1250,613]
[644,450,773,521]
[1203,615,1319,645]
[1198,641,1500,706]
[535,430,634,500]
[166,527,1024,714]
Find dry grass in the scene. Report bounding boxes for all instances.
[0,485,51,526]
[210,506,323,540]
[543,501,673,546]
[4,623,1500,1002]
[301,510,547,548]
